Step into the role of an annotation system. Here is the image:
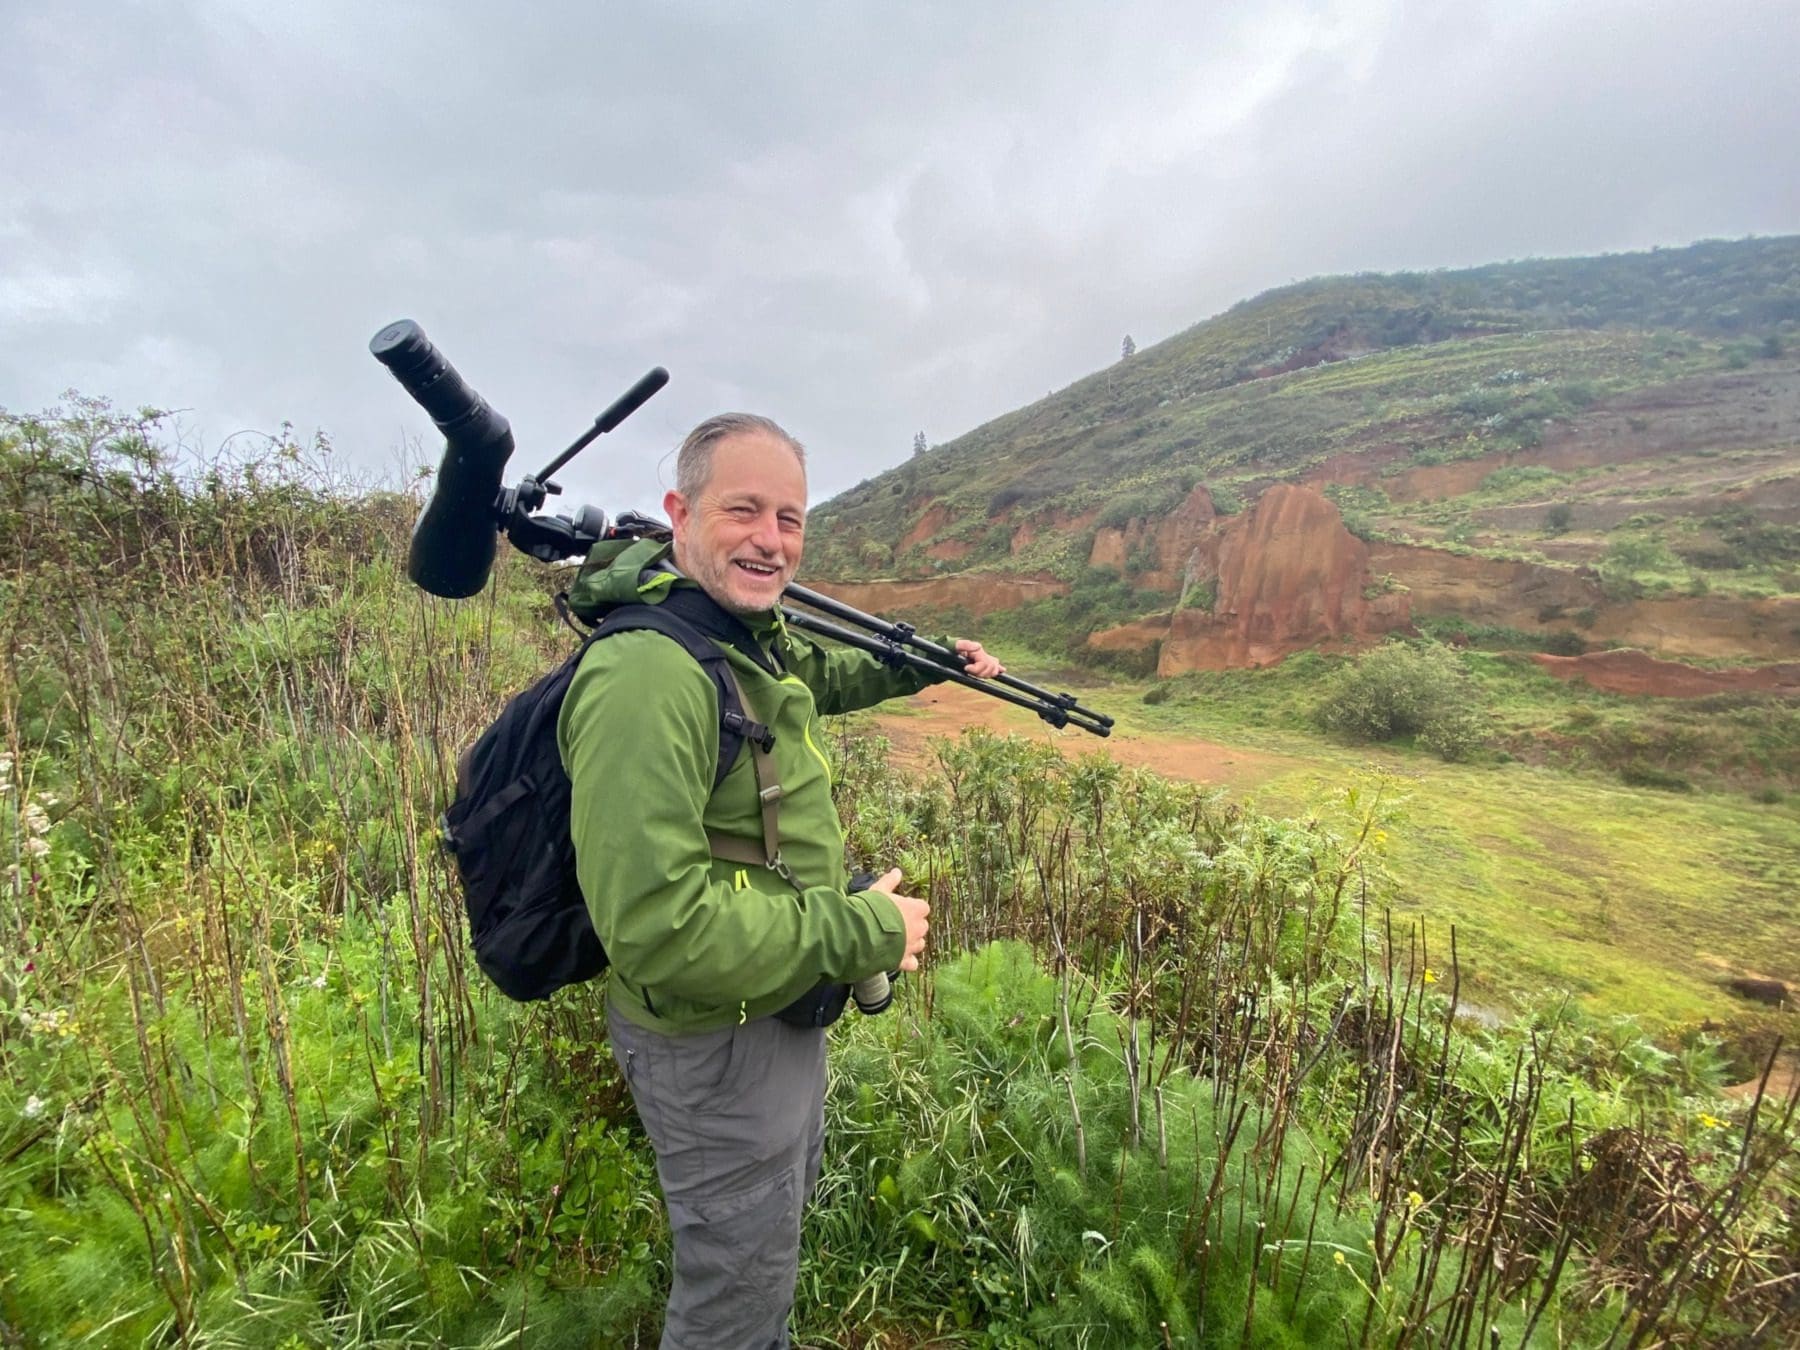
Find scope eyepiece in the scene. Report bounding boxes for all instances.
[370,319,494,433]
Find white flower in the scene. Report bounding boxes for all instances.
[21,802,50,835]
[21,837,49,859]
[22,1008,65,1036]
[311,974,327,990]
[23,1095,46,1121]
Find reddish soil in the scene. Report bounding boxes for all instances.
[898,502,955,552]
[872,681,1300,790]
[1531,649,1800,698]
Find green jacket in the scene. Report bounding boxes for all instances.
[556,539,941,1033]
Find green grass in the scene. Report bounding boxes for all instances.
[971,642,1800,1041]
[1252,755,1799,1034]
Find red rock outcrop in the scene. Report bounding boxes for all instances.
[1088,486,1220,592]
[1531,650,1800,698]
[1158,485,1412,672]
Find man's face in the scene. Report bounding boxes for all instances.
[665,430,807,617]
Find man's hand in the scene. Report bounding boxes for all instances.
[954,639,1005,679]
[869,867,929,972]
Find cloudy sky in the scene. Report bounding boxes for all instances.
[4,0,1798,515]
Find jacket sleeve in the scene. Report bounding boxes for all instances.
[558,630,903,1005]
[779,627,951,715]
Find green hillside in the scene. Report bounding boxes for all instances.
[808,236,1800,593]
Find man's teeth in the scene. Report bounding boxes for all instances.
[735,561,776,575]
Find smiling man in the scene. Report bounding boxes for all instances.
[557,413,1000,1348]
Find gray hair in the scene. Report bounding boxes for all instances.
[674,413,807,501]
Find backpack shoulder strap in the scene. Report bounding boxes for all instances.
[588,594,790,880]
[653,585,782,677]
[589,602,772,790]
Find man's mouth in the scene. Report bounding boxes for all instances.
[733,559,779,578]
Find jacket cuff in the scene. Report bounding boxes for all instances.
[856,890,909,972]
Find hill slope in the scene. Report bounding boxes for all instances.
[807,237,1800,674]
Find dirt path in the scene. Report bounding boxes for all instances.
[871,682,1304,790]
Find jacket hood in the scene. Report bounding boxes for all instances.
[566,535,785,640]
[566,537,677,618]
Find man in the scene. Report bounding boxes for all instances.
[557,413,1002,1348]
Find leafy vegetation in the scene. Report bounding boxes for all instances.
[3,400,1796,1346]
[1314,642,1488,761]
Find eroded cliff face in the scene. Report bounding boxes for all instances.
[1157,485,1411,672]
[1088,485,1218,591]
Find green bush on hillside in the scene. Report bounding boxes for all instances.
[1314,641,1488,760]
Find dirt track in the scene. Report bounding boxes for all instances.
[871,681,1302,791]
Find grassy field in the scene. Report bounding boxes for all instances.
[913,642,1800,1050]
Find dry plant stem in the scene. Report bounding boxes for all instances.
[1064,1071,1086,1178]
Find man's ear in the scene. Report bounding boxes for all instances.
[663,489,689,540]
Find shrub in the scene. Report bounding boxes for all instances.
[1619,761,1693,793]
[1097,491,1157,530]
[1543,503,1574,535]
[1314,642,1488,761]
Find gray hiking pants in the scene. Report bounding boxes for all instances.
[608,1006,827,1350]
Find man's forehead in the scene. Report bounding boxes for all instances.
[704,433,807,501]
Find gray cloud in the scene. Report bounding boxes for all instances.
[3,0,1797,518]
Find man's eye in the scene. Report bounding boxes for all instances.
[780,515,805,532]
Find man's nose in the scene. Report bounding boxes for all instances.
[747,512,782,553]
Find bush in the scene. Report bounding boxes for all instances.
[1543,503,1574,536]
[1619,761,1693,793]
[1314,642,1488,761]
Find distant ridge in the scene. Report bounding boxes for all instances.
[806,236,1800,673]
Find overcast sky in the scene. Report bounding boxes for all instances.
[4,0,1798,516]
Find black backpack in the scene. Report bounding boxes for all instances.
[441,589,776,1002]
